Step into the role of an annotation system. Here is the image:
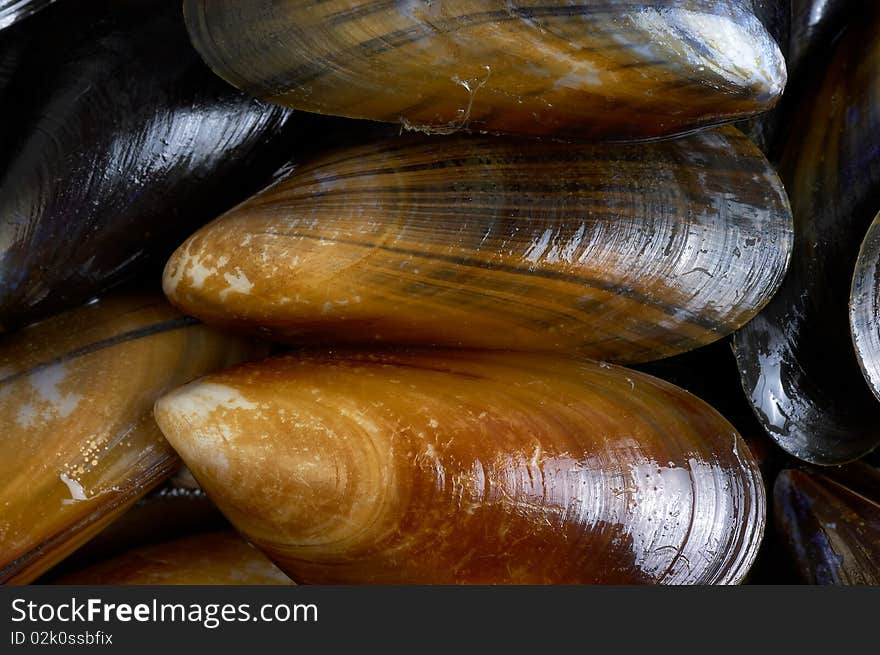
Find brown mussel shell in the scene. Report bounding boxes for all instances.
[154,350,766,585]
[41,471,230,581]
[0,294,265,584]
[732,8,880,465]
[774,464,880,584]
[850,211,880,403]
[56,531,293,585]
[184,0,786,141]
[164,127,792,365]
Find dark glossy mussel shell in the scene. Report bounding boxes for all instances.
[775,464,880,584]
[789,0,855,78]
[0,294,264,584]
[164,127,792,364]
[184,0,786,141]
[0,0,297,332]
[732,9,880,465]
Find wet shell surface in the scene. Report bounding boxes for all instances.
[732,8,880,465]
[850,212,880,403]
[44,476,229,580]
[775,464,880,584]
[154,350,766,585]
[0,294,263,584]
[164,127,792,365]
[184,0,786,141]
[57,532,293,585]
[0,0,54,31]
[0,0,297,331]
[788,0,853,79]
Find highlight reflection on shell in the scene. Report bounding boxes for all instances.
[164,127,792,365]
[184,0,786,141]
[57,532,293,585]
[0,0,297,331]
[0,294,264,584]
[154,350,766,585]
[775,464,880,584]
[0,0,55,31]
[850,212,880,403]
[788,0,854,79]
[44,473,229,579]
[732,7,880,465]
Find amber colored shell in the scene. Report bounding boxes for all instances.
[183,0,786,141]
[164,128,792,364]
[154,350,766,585]
[56,532,293,585]
[0,295,264,584]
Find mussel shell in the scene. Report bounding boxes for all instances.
[0,294,264,584]
[635,339,780,482]
[774,464,880,584]
[751,1,790,52]
[0,0,297,332]
[184,0,786,141]
[0,0,54,31]
[154,350,765,585]
[164,127,792,365]
[788,0,854,78]
[732,9,880,465]
[850,212,880,403]
[40,475,229,581]
[56,532,293,585]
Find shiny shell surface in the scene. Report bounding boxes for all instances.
[775,464,880,584]
[850,212,880,403]
[164,128,792,365]
[0,0,296,331]
[0,294,263,584]
[155,350,766,585]
[0,0,54,31]
[57,532,293,585]
[184,0,786,141]
[732,9,880,465]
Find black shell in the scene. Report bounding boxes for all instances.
[0,0,298,331]
[732,8,880,465]
[775,464,880,584]
[789,0,855,78]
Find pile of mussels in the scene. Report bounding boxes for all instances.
[0,0,877,586]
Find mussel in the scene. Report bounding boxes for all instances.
[0,0,298,332]
[184,0,786,141]
[0,294,264,584]
[850,212,880,403]
[154,350,765,585]
[164,127,792,365]
[42,469,229,580]
[635,340,780,481]
[56,532,293,585]
[732,8,880,465]
[775,464,880,584]
[788,0,854,79]
[0,0,54,31]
